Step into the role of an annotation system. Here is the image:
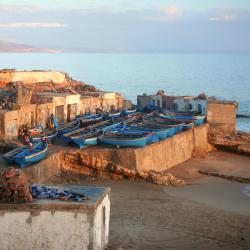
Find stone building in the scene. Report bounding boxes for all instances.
[137,92,207,114]
[0,70,124,140]
[0,186,111,250]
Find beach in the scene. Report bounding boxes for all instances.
[46,151,250,249]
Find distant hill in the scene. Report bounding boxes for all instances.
[0,40,62,53]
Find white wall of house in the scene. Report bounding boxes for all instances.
[174,98,208,114]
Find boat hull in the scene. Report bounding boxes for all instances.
[31,131,58,143]
[4,142,48,168]
[98,135,150,148]
[57,120,80,137]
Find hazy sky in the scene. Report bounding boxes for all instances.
[0,0,250,52]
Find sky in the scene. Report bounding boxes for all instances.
[0,0,250,53]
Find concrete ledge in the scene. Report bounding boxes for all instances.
[65,124,212,173]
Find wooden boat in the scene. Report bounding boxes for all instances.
[75,113,103,126]
[57,120,80,136]
[3,142,48,168]
[121,124,176,140]
[157,113,206,126]
[98,130,159,148]
[121,108,137,116]
[145,116,194,131]
[105,111,121,119]
[63,120,122,148]
[30,129,58,143]
[138,122,184,136]
[28,128,43,136]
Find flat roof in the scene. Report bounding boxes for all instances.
[0,186,110,211]
[36,92,79,97]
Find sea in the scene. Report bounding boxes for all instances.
[0,53,249,132]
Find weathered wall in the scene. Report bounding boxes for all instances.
[207,101,237,135]
[0,71,67,86]
[1,110,18,141]
[62,124,212,175]
[0,193,110,250]
[23,150,62,183]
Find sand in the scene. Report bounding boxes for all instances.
[49,151,250,249]
[1,150,250,249]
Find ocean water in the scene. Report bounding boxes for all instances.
[0,53,249,131]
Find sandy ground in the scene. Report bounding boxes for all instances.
[1,150,250,249]
[47,151,250,250]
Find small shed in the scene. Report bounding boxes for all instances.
[0,186,111,250]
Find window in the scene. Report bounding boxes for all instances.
[157,99,160,107]
[189,104,193,110]
[162,100,167,108]
[198,104,202,113]
[174,103,178,111]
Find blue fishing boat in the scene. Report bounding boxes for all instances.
[30,129,58,143]
[63,120,122,148]
[144,116,193,132]
[98,130,159,148]
[157,113,206,126]
[75,113,103,126]
[57,120,80,137]
[104,111,121,119]
[183,121,195,130]
[119,124,175,140]
[138,122,184,136]
[3,141,48,168]
[121,108,137,116]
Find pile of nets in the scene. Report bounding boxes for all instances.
[31,185,88,202]
[0,167,32,203]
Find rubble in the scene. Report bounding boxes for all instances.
[0,167,32,203]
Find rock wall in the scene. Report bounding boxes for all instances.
[0,70,67,87]
[62,124,212,175]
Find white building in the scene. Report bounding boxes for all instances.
[0,186,110,250]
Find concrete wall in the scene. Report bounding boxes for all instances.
[207,101,237,135]
[0,192,110,250]
[62,124,212,175]
[0,70,67,86]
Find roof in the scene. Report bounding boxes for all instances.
[0,186,111,211]
[36,92,79,97]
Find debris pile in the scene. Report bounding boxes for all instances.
[0,167,32,203]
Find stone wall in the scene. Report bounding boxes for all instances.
[207,101,237,135]
[0,70,67,87]
[61,124,212,177]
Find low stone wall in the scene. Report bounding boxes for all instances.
[62,124,212,175]
[23,150,62,183]
[0,70,67,86]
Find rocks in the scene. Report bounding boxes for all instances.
[148,171,185,186]
[198,170,250,184]
[62,152,185,187]
[209,131,250,155]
